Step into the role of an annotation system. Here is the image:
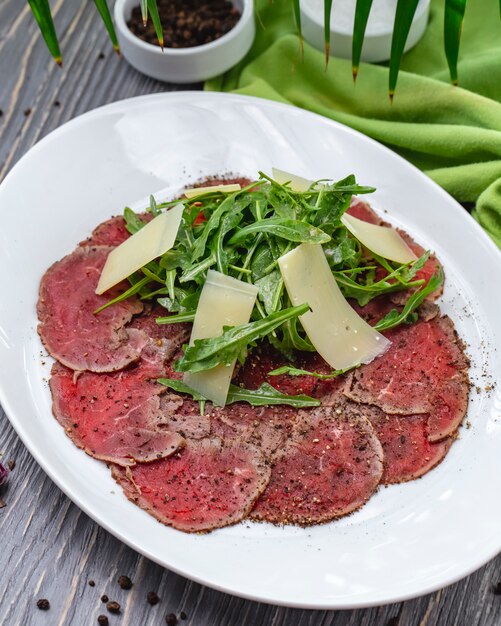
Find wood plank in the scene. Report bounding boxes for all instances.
[0,1,500,625]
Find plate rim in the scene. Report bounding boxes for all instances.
[0,90,500,610]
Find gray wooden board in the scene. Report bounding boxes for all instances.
[0,1,500,624]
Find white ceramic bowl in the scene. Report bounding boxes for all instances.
[114,0,255,83]
[300,0,430,63]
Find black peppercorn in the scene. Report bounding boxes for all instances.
[147,591,160,605]
[118,575,133,590]
[36,599,50,611]
[106,601,121,614]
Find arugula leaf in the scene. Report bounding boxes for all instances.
[157,378,206,400]
[324,229,362,269]
[159,248,191,271]
[268,365,348,379]
[255,271,282,315]
[375,271,444,332]
[251,243,275,280]
[191,190,242,261]
[333,252,429,306]
[157,378,320,408]
[123,207,146,235]
[215,210,244,273]
[228,218,331,246]
[180,254,217,284]
[156,311,196,325]
[165,269,176,300]
[94,276,152,314]
[174,303,310,373]
[281,316,315,352]
[226,382,320,407]
[148,194,161,216]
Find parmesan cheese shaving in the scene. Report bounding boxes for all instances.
[341,212,417,264]
[95,204,184,295]
[184,184,241,199]
[278,244,390,370]
[272,168,314,192]
[184,270,258,406]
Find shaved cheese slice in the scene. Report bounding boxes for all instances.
[272,168,314,192]
[184,270,258,406]
[341,212,417,264]
[96,204,184,295]
[184,184,241,199]
[278,244,390,370]
[273,168,415,264]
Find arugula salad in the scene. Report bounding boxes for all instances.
[95,170,442,409]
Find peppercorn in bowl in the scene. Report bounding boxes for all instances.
[114,0,255,82]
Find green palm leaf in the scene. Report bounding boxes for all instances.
[388,0,420,99]
[147,0,164,48]
[324,0,333,65]
[93,0,120,54]
[352,0,374,81]
[292,0,304,54]
[444,0,467,84]
[28,0,62,65]
[140,0,148,26]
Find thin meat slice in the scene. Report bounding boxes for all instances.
[38,246,147,372]
[392,229,443,303]
[366,407,453,484]
[50,362,184,466]
[128,304,190,378]
[347,199,382,224]
[80,216,130,247]
[345,316,470,441]
[112,437,271,532]
[325,395,453,484]
[158,393,211,440]
[81,213,153,247]
[209,404,298,461]
[350,297,439,327]
[347,200,443,302]
[251,406,383,525]
[233,344,345,400]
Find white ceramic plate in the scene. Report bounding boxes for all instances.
[0,93,500,610]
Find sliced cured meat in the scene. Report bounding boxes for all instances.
[251,406,383,525]
[233,347,317,397]
[80,216,130,247]
[349,296,398,326]
[233,344,345,400]
[38,246,147,372]
[81,213,153,247]
[347,199,382,224]
[191,176,253,189]
[366,408,453,484]
[50,362,184,466]
[347,200,443,302]
[322,394,453,484]
[345,316,469,441]
[158,393,211,440]
[128,304,190,378]
[209,403,298,460]
[349,297,439,327]
[392,229,443,304]
[112,437,271,532]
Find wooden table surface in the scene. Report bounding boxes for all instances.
[1,2,500,625]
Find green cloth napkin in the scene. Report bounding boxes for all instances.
[206,0,501,248]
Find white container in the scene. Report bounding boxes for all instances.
[114,0,255,83]
[300,0,430,63]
